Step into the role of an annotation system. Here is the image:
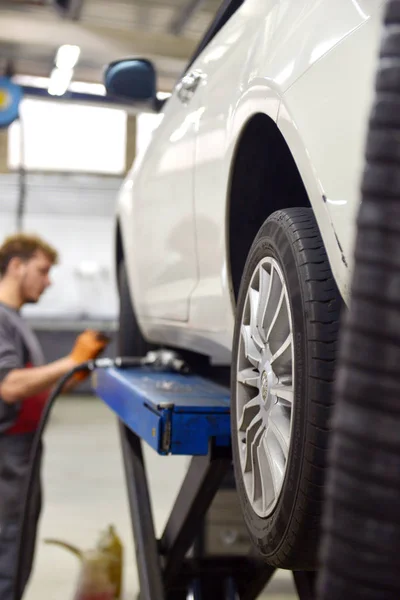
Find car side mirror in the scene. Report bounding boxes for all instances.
[104,59,162,112]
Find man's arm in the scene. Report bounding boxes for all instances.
[0,329,109,404]
[0,356,75,404]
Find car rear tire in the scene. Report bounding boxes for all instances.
[118,260,154,357]
[231,207,342,569]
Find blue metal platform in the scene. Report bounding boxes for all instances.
[93,367,231,455]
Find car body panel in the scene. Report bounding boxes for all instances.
[120,93,199,323]
[117,0,384,363]
[282,6,384,297]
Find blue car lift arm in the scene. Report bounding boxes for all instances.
[94,365,316,600]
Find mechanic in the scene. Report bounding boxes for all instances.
[0,234,109,600]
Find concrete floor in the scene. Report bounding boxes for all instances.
[25,395,298,600]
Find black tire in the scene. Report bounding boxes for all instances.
[231,207,342,569]
[118,260,154,357]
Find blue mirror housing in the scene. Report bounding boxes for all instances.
[0,78,22,129]
[104,59,157,105]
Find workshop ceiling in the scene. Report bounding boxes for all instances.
[0,0,222,91]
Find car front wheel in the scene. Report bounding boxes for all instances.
[231,207,342,569]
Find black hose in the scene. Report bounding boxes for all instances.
[12,356,144,600]
[317,2,400,598]
[13,361,93,600]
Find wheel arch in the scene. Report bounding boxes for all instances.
[227,113,311,303]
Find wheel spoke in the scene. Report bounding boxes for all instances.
[263,428,286,493]
[257,432,275,512]
[263,265,283,336]
[259,266,282,340]
[251,425,265,503]
[249,288,264,351]
[270,333,292,370]
[256,266,271,341]
[268,404,290,460]
[241,324,261,368]
[238,395,260,431]
[266,288,285,343]
[244,413,263,473]
[237,367,259,388]
[270,382,294,406]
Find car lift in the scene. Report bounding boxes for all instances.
[93,362,317,600]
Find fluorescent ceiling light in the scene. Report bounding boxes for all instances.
[70,81,105,95]
[55,45,81,70]
[13,75,49,88]
[48,67,74,96]
[13,75,105,96]
[48,44,81,96]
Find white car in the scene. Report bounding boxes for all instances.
[106,0,384,569]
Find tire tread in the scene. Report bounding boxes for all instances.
[274,209,341,567]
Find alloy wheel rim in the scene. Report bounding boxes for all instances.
[236,257,295,518]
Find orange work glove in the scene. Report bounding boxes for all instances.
[70,330,110,382]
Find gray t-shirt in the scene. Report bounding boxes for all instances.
[0,303,45,433]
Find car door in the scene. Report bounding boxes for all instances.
[129,80,201,322]
[189,0,272,336]
[127,0,244,324]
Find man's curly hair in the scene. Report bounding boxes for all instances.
[0,234,58,276]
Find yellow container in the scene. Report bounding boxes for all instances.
[45,525,123,600]
[97,525,123,599]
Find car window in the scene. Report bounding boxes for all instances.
[184,0,245,74]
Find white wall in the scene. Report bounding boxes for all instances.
[9,98,127,175]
